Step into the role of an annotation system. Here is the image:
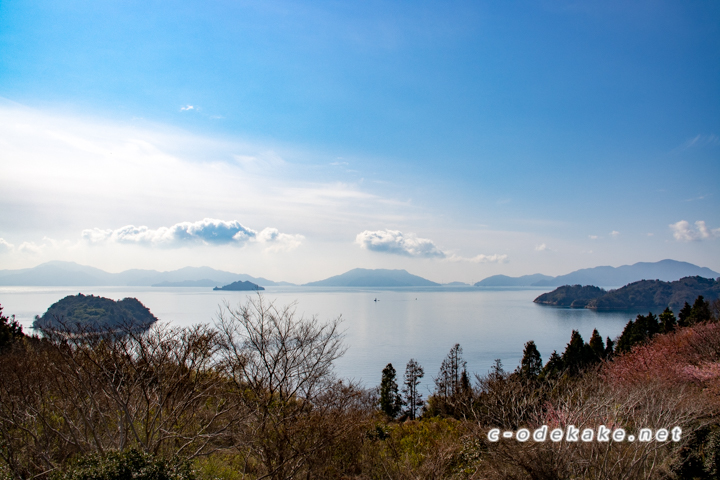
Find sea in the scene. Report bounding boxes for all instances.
[0,285,647,393]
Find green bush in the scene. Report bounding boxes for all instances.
[52,450,194,480]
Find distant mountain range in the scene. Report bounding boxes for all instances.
[475,260,718,287]
[303,268,440,287]
[0,261,293,287]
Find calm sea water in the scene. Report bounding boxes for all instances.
[0,286,645,393]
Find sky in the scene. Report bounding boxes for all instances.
[0,0,718,284]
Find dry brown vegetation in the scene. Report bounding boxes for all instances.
[1,296,719,479]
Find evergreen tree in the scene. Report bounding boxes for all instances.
[379,363,402,418]
[517,340,542,378]
[605,336,615,358]
[678,301,693,327]
[540,350,563,380]
[588,329,605,361]
[402,359,424,420]
[659,307,677,334]
[0,304,23,351]
[490,358,504,380]
[561,330,593,374]
[434,344,466,399]
[690,296,712,324]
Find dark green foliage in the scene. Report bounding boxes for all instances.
[659,307,677,333]
[604,336,614,358]
[678,301,693,327]
[212,281,263,291]
[0,304,24,350]
[679,296,712,327]
[51,449,194,480]
[379,363,402,418]
[616,312,660,354]
[517,340,542,379]
[588,329,605,360]
[426,344,470,418]
[533,285,606,307]
[33,294,158,331]
[561,330,595,374]
[537,276,720,310]
[673,424,720,480]
[539,350,563,380]
[401,359,424,420]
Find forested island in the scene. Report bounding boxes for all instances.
[534,275,720,310]
[32,294,159,331]
[213,280,264,291]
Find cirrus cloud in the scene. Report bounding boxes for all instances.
[82,218,303,251]
[670,220,720,242]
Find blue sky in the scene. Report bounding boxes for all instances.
[0,0,718,283]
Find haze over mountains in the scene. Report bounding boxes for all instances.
[303,268,440,287]
[475,260,718,287]
[0,261,290,287]
[0,259,716,289]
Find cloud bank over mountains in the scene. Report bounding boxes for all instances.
[355,229,506,263]
[670,220,720,242]
[82,218,303,251]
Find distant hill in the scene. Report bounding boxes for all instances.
[0,261,291,287]
[533,285,607,307]
[475,260,718,287]
[534,276,720,310]
[475,274,553,287]
[213,281,264,291]
[33,294,159,331]
[152,279,219,287]
[304,268,440,287]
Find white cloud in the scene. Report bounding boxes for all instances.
[0,238,14,254]
[588,235,598,240]
[17,241,43,255]
[534,243,548,252]
[448,253,508,263]
[180,105,195,111]
[82,218,302,249]
[356,229,445,258]
[609,231,620,238]
[257,228,304,253]
[670,220,720,242]
[355,229,506,263]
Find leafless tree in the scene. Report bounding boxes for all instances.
[214,294,369,480]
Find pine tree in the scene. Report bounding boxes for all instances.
[379,363,402,418]
[402,359,424,420]
[517,340,542,378]
[540,350,563,380]
[434,344,466,400]
[659,307,677,334]
[604,336,615,358]
[561,330,593,374]
[588,329,605,361]
[690,296,712,324]
[678,301,693,327]
[0,304,23,350]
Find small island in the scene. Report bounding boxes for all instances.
[534,276,720,310]
[213,280,264,291]
[33,294,159,331]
